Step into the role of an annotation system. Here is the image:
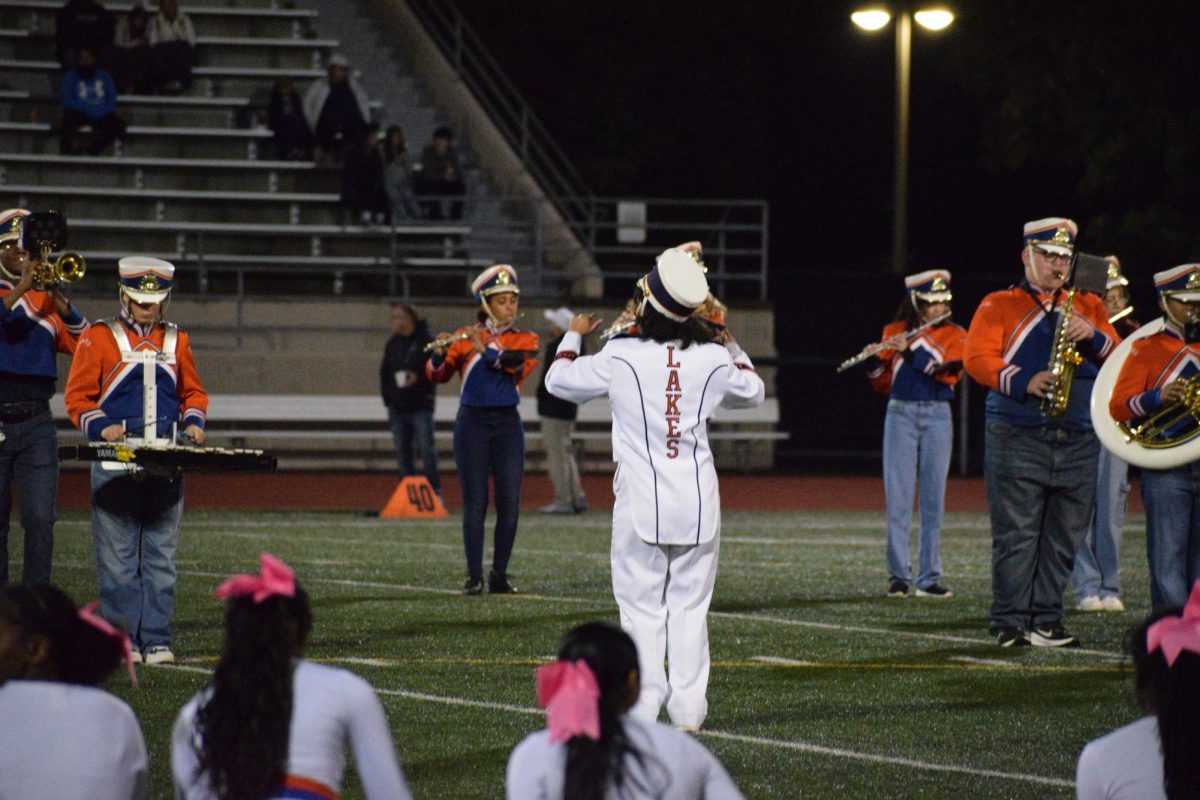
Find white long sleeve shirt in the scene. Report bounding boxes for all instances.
[0,680,148,800]
[545,331,764,545]
[507,714,745,800]
[172,659,413,800]
[1076,715,1165,800]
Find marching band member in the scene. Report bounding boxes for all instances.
[1108,264,1200,609]
[427,264,539,595]
[65,257,208,665]
[866,270,964,599]
[545,248,764,731]
[0,208,88,586]
[1074,256,1136,613]
[964,218,1119,647]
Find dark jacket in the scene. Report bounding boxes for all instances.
[380,320,435,412]
[537,333,581,421]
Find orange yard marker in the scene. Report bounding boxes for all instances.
[380,476,448,518]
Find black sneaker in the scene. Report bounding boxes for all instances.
[462,575,483,595]
[915,584,954,598]
[994,626,1031,647]
[887,579,909,598]
[1030,622,1079,648]
[488,570,519,595]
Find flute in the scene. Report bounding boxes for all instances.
[836,311,952,373]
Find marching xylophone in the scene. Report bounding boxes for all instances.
[59,442,278,472]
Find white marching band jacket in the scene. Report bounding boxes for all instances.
[545,330,765,546]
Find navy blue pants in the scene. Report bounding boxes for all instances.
[0,410,59,585]
[454,405,524,578]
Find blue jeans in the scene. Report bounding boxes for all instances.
[984,421,1097,632]
[882,399,952,588]
[0,410,58,584]
[1140,461,1200,608]
[91,464,184,650]
[453,405,524,578]
[387,407,440,494]
[1072,447,1128,601]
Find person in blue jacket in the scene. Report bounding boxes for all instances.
[59,45,127,156]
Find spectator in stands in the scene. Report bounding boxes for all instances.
[415,126,466,220]
[146,0,196,94]
[267,78,314,161]
[303,53,370,161]
[384,125,421,221]
[59,45,127,156]
[55,0,114,70]
[110,1,151,94]
[0,583,148,800]
[171,553,414,800]
[1076,580,1200,799]
[506,621,745,799]
[380,303,440,495]
[537,307,588,514]
[341,123,389,225]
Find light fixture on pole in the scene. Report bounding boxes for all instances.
[852,6,955,273]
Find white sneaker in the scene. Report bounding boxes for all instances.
[1101,596,1125,612]
[1076,596,1104,612]
[143,646,175,665]
[130,650,143,665]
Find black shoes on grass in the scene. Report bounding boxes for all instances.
[488,570,519,594]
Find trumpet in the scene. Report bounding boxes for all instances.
[32,243,86,289]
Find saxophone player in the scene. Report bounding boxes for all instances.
[964,218,1120,647]
[1108,264,1200,609]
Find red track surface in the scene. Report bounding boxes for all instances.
[53,471,1144,513]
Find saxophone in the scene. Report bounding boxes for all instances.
[1041,287,1085,418]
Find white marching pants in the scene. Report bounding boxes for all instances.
[611,481,720,730]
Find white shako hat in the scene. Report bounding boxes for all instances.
[471,263,519,301]
[905,269,952,303]
[1155,264,1200,303]
[1023,217,1078,256]
[640,247,709,322]
[118,256,175,303]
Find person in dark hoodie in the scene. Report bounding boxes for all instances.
[380,303,439,494]
[59,45,126,156]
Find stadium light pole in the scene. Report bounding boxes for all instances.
[851,6,954,274]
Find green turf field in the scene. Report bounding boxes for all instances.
[39,508,1150,799]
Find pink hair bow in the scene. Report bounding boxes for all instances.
[213,552,295,603]
[536,660,601,743]
[1147,579,1200,667]
[78,602,138,687]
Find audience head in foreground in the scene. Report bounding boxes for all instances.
[1076,579,1200,800]
[506,621,745,800]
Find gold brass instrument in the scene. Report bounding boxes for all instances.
[1092,317,1200,468]
[836,311,952,373]
[1040,288,1084,418]
[1119,375,1200,449]
[32,242,86,289]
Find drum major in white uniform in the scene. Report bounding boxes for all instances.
[545,247,764,730]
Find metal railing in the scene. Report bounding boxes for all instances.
[64,193,770,306]
[403,0,597,233]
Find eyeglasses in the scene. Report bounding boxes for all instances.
[1033,247,1072,263]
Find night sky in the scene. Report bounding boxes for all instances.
[451,1,1200,467]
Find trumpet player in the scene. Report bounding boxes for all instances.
[1109,264,1200,609]
[865,270,964,600]
[964,218,1120,647]
[426,264,539,595]
[0,209,89,586]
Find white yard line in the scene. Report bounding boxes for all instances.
[159,662,1073,787]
